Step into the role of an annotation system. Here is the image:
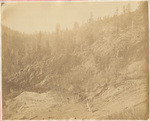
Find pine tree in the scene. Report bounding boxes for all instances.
[115,8,118,16]
[89,12,94,23]
[36,31,42,51]
[56,23,61,35]
[123,5,126,14]
[74,22,79,31]
[127,3,131,13]
[114,8,119,33]
[55,24,62,52]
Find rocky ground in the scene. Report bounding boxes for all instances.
[3,64,148,120]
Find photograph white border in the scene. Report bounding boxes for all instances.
[0,0,149,121]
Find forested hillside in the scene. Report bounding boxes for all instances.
[2,2,149,120]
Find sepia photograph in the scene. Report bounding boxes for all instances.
[1,1,149,120]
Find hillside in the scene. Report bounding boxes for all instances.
[2,2,149,120]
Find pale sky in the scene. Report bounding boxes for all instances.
[1,2,139,34]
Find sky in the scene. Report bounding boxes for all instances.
[1,2,139,34]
